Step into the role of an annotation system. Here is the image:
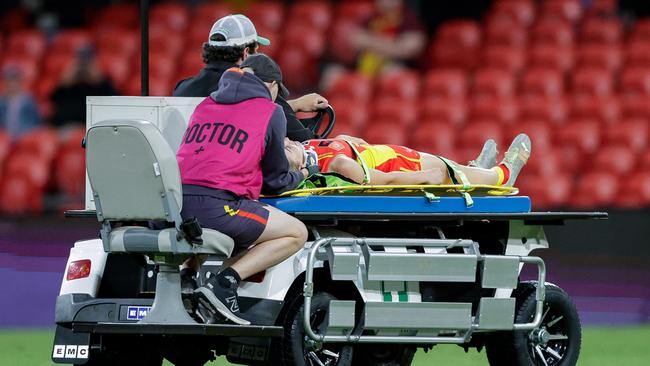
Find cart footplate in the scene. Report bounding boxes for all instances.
[72,322,284,337]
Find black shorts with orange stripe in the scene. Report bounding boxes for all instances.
[181,184,269,253]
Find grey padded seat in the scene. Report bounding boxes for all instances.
[85,119,234,256]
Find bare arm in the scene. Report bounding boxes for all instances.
[328,155,444,185]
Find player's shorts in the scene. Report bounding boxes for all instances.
[181,184,269,253]
[359,144,422,173]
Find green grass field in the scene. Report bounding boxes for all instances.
[2,326,648,365]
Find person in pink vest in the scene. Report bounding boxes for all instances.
[176,54,317,324]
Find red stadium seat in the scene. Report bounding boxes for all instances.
[473,68,516,98]
[55,148,86,197]
[620,95,650,119]
[527,44,574,73]
[361,121,407,146]
[581,17,623,44]
[149,53,178,81]
[620,67,650,96]
[588,0,618,17]
[618,172,650,208]
[96,52,131,87]
[376,70,420,100]
[193,3,233,28]
[508,119,554,152]
[592,145,637,175]
[482,46,526,74]
[605,118,649,152]
[150,2,189,32]
[555,118,602,154]
[570,95,620,125]
[277,47,318,91]
[0,176,42,215]
[290,1,332,31]
[14,128,59,162]
[484,19,527,48]
[179,53,206,80]
[283,22,326,57]
[459,121,503,150]
[520,68,564,97]
[42,53,75,82]
[327,97,369,130]
[95,27,138,57]
[422,68,468,99]
[410,120,457,153]
[247,1,284,33]
[93,3,139,29]
[122,76,174,97]
[0,130,10,165]
[336,1,375,23]
[470,97,518,125]
[6,29,46,58]
[60,127,86,152]
[640,151,650,171]
[517,173,572,209]
[570,172,619,208]
[5,153,51,189]
[150,25,184,58]
[371,97,418,127]
[571,68,614,97]
[327,19,358,65]
[519,96,569,124]
[540,0,583,23]
[624,41,650,68]
[419,98,468,127]
[431,20,482,70]
[630,19,650,42]
[576,44,622,72]
[325,71,373,102]
[531,17,574,46]
[50,29,92,55]
[488,0,536,26]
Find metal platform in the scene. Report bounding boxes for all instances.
[72,322,284,337]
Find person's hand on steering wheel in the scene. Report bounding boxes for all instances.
[288,93,329,113]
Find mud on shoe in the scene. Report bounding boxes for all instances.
[500,133,531,187]
[194,278,250,325]
[468,139,497,169]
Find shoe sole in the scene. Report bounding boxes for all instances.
[503,134,531,187]
[469,139,497,169]
[194,287,250,325]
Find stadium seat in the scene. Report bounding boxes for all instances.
[519,96,569,124]
[576,44,622,72]
[149,53,178,81]
[570,171,619,208]
[527,44,574,73]
[34,75,60,101]
[325,71,373,101]
[459,121,503,150]
[0,176,42,215]
[588,0,618,17]
[473,68,516,98]
[60,127,86,152]
[620,67,650,96]
[179,53,206,81]
[516,173,572,209]
[624,41,650,68]
[540,0,583,23]
[376,70,420,100]
[592,145,637,175]
[410,120,457,153]
[481,46,526,74]
[150,2,190,32]
[4,153,51,189]
[508,119,553,152]
[419,98,468,127]
[361,121,407,146]
[336,1,375,23]
[571,68,614,97]
[531,17,574,46]
[484,19,528,48]
[94,27,139,57]
[54,148,86,197]
[283,22,326,57]
[431,20,482,70]
[150,26,184,58]
[50,29,92,55]
[620,95,650,119]
[617,172,650,208]
[605,118,649,152]
[42,53,75,82]
[640,150,650,171]
[290,1,332,31]
[193,2,233,28]
[96,52,131,87]
[371,97,418,127]
[14,128,59,162]
[521,68,564,97]
[469,97,518,125]
[630,18,650,42]
[422,68,468,99]
[0,131,10,164]
[277,47,318,90]
[488,0,536,26]
[92,3,139,29]
[327,97,369,130]
[247,1,284,33]
[327,19,358,65]
[6,29,46,59]
[581,17,623,44]
[570,95,620,125]
[555,118,602,154]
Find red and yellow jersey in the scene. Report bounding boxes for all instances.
[303,139,422,173]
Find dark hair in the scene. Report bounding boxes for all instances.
[202,33,257,64]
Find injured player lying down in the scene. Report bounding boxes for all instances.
[284,133,531,187]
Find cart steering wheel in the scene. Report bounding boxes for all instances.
[299,106,336,139]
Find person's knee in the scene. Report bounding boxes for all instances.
[287,220,308,250]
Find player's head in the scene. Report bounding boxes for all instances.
[283,138,305,171]
[203,14,270,65]
[240,53,289,102]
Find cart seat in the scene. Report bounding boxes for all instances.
[107,226,233,256]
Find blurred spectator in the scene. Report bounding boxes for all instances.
[0,65,41,139]
[50,46,116,127]
[354,0,427,76]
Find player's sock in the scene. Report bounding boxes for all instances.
[492,164,510,186]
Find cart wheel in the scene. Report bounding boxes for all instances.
[283,292,354,366]
[485,282,581,366]
[352,344,416,366]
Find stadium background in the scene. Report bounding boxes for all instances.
[0,0,648,364]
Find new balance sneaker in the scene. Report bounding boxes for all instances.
[194,278,250,325]
[500,133,531,187]
[468,139,498,169]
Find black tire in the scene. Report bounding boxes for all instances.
[283,292,354,366]
[485,282,581,366]
[352,344,416,366]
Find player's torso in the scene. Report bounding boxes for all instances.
[304,139,421,172]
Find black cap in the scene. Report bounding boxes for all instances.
[240,53,289,98]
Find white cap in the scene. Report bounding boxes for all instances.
[208,14,270,47]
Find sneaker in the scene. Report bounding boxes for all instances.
[194,279,250,325]
[468,139,497,169]
[500,133,531,187]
